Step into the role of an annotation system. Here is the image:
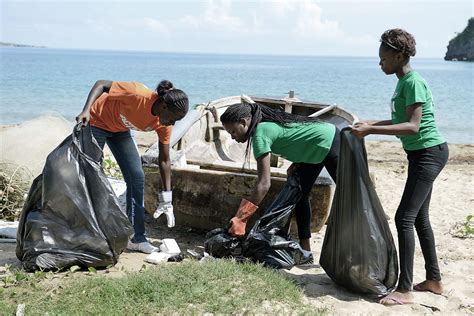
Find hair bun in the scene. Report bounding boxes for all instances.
[156,80,174,97]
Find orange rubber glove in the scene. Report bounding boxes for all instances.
[228,198,258,237]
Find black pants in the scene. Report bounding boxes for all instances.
[395,142,449,290]
[295,129,340,240]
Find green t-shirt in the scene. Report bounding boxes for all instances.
[391,71,445,150]
[252,121,336,164]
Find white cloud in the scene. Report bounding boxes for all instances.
[84,18,114,33]
[179,15,200,29]
[138,0,373,54]
[142,17,168,33]
[294,0,341,38]
[203,0,243,28]
[271,0,296,17]
[266,0,342,38]
[176,0,341,38]
[177,0,248,34]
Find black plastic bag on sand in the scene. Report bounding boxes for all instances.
[205,172,308,269]
[204,228,242,258]
[242,172,308,269]
[320,128,398,295]
[16,125,133,271]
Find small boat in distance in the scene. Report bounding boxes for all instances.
[142,92,358,234]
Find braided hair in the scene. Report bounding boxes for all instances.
[380,29,416,57]
[156,80,189,115]
[220,96,320,160]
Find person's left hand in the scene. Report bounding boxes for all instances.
[350,122,371,138]
[153,191,175,227]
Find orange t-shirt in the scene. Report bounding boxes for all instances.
[89,81,172,144]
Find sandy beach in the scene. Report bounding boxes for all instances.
[1,115,473,314]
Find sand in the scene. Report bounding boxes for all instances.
[1,116,473,314]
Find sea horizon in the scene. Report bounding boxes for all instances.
[0,44,456,60]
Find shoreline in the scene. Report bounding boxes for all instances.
[1,116,473,176]
[2,116,473,146]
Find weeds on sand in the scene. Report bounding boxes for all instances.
[1,264,51,289]
[449,214,474,239]
[102,157,123,180]
[0,163,32,221]
[1,263,100,289]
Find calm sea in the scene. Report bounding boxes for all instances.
[1,47,472,144]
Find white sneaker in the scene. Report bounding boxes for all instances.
[127,241,160,254]
[300,249,314,264]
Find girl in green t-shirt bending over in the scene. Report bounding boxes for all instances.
[220,96,339,255]
[351,29,448,305]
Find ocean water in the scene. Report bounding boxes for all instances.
[1,47,472,144]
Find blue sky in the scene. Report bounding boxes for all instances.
[1,0,472,57]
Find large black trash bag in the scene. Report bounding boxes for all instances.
[16,125,133,271]
[204,228,242,258]
[242,172,308,269]
[320,128,398,295]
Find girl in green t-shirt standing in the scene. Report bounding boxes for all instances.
[351,29,448,305]
[220,96,339,258]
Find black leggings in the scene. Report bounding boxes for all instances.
[395,142,449,290]
[294,129,340,240]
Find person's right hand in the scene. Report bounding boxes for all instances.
[228,199,258,237]
[350,122,371,138]
[76,110,90,126]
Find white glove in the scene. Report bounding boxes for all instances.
[153,191,175,228]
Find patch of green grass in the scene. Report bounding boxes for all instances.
[1,259,324,315]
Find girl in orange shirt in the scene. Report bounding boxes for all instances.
[76,79,188,253]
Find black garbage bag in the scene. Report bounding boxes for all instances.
[320,128,398,295]
[204,228,242,258]
[242,172,308,269]
[16,125,133,271]
[204,172,309,269]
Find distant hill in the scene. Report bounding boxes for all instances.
[445,18,474,61]
[0,42,46,48]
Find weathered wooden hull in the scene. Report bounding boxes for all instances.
[144,166,334,234]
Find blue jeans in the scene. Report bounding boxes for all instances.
[91,126,147,243]
[395,142,448,290]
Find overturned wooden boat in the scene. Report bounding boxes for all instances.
[142,93,357,234]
